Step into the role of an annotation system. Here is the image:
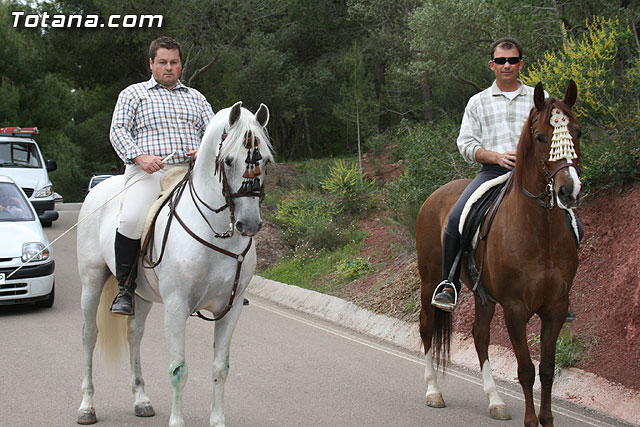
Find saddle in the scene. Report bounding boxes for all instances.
[454,171,581,305]
[457,172,512,305]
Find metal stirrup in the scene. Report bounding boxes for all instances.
[431,280,459,308]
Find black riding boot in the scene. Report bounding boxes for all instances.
[431,229,462,312]
[110,231,140,316]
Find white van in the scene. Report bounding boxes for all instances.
[0,127,59,226]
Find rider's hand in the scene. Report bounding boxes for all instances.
[497,151,517,170]
[134,154,165,174]
[186,149,199,160]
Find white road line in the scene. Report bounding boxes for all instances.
[252,300,615,427]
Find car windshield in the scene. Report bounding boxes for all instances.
[0,182,35,221]
[89,175,110,189]
[0,142,42,168]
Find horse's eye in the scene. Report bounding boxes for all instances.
[536,133,546,143]
[224,158,233,167]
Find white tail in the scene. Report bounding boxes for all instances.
[96,276,128,372]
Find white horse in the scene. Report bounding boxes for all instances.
[76,102,273,427]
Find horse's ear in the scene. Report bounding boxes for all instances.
[229,101,243,127]
[534,82,545,110]
[255,103,269,128]
[563,79,577,108]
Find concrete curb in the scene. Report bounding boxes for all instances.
[247,276,640,426]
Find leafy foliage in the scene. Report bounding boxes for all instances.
[522,16,640,187]
[384,119,478,231]
[336,257,373,280]
[320,159,376,214]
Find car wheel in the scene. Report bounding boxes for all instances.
[35,282,55,308]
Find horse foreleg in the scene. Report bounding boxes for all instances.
[472,298,511,420]
[538,308,567,426]
[210,301,244,427]
[420,306,445,408]
[77,277,107,425]
[504,309,538,427]
[164,303,190,427]
[128,297,155,418]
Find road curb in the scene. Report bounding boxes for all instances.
[248,276,640,426]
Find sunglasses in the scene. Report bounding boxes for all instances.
[492,57,521,65]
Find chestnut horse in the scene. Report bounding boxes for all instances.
[416,81,581,426]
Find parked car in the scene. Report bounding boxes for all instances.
[0,175,55,307]
[0,127,59,227]
[86,173,118,195]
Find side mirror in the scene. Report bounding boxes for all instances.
[46,160,57,172]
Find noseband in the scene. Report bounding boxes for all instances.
[520,106,580,210]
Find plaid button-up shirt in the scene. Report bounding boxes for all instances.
[110,76,215,165]
[457,80,535,164]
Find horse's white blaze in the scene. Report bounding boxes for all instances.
[424,349,442,398]
[568,163,581,199]
[482,360,505,408]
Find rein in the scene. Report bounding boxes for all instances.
[142,129,264,322]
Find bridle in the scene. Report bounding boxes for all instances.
[142,128,267,321]
[519,106,581,210]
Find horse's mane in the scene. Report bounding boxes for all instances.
[511,96,578,189]
[217,109,274,163]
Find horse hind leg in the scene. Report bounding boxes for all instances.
[128,297,155,418]
[77,268,111,425]
[472,296,511,420]
[419,301,445,408]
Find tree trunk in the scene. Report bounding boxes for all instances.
[420,77,435,122]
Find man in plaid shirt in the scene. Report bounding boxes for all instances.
[108,36,215,315]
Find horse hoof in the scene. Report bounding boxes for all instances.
[135,403,156,417]
[77,409,97,425]
[489,404,512,420]
[426,393,446,408]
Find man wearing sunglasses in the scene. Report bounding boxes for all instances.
[431,37,578,321]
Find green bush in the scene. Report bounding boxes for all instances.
[336,257,373,280]
[321,159,376,214]
[522,16,640,188]
[383,119,477,232]
[528,326,592,374]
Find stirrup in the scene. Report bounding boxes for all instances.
[431,280,459,312]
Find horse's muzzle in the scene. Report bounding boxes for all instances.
[236,220,262,237]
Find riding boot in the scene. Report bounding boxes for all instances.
[110,230,140,316]
[431,229,462,312]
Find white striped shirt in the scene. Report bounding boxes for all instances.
[110,76,215,164]
[457,80,535,164]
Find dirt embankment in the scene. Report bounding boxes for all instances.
[254,154,640,392]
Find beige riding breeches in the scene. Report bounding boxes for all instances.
[118,163,182,240]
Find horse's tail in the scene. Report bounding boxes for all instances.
[432,309,452,372]
[96,276,128,372]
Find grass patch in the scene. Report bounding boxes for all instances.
[528,325,592,374]
[260,242,364,294]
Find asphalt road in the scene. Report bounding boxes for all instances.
[0,204,629,426]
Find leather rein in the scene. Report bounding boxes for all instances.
[141,131,264,322]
